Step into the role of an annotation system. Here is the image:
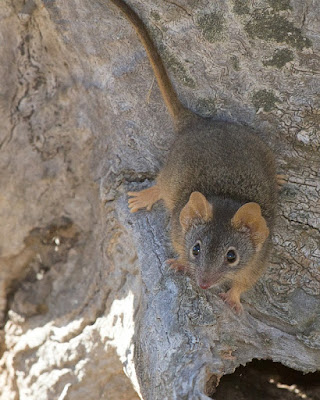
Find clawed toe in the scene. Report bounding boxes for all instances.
[276,174,288,189]
[128,191,139,197]
[219,292,243,314]
[127,195,149,212]
[128,199,141,213]
[127,185,162,212]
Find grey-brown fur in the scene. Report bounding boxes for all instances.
[113,0,278,311]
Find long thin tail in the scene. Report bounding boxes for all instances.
[110,0,189,127]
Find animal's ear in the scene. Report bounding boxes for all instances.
[231,202,269,248]
[179,192,213,231]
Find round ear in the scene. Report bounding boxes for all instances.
[179,192,213,232]
[231,202,269,247]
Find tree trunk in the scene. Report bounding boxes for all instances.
[0,0,319,399]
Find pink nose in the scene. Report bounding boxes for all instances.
[199,282,210,290]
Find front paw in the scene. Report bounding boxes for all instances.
[219,291,243,314]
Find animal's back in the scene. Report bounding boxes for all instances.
[158,118,277,221]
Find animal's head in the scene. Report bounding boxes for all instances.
[179,192,269,289]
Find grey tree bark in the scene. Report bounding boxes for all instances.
[0,0,319,399]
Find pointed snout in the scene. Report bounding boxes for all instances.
[197,273,223,290]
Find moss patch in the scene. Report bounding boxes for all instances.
[245,10,312,50]
[303,108,320,126]
[263,48,294,68]
[150,11,161,21]
[267,0,292,11]
[196,98,217,117]
[252,89,280,112]
[144,26,195,88]
[197,12,225,42]
[147,25,166,48]
[233,0,250,15]
[230,55,240,71]
[163,50,196,88]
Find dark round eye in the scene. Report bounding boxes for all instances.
[192,242,201,257]
[226,249,238,264]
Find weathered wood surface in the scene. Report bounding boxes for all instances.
[0,0,319,399]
